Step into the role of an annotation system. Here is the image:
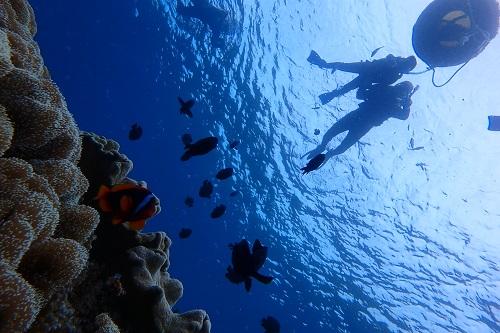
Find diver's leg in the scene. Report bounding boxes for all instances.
[333,62,369,74]
[326,122,372,158]
[319,77,362,105]
[304,111,359,159]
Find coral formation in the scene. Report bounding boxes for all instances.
[0,1,210,332]
[0,105,14,156]
[79,132,133,202]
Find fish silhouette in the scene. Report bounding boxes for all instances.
[181,135,218,161]
[226,239,274,291]
[199,180,213,198]
[210,204,226,218]
[179,228,192,239]
[216,167,234,180]
[178,97,195,118]
[128,123,143,140]
[261,316,280,333]
[370,46,384,57]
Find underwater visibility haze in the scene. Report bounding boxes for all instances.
[30,0,500,332]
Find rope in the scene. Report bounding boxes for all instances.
[407,68,432,75]
[431,60,469,87]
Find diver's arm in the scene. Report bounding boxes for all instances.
[392,100,411,120]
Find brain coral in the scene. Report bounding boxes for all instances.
[0,0,97,331]
[0,0,80,162]
[0,105,14,156]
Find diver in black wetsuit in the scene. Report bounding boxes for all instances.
[307,51,417,105]
[301,81,418,174]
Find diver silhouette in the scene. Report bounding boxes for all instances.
[307,51,417,105]
[301,81,418,174]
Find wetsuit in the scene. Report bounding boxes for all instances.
[319,55,408,104]
[319,84,411,157]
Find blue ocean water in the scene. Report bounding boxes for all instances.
[30,1,500,332]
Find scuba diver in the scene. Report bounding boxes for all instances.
[301,81,418,174]
[307,51,417,105]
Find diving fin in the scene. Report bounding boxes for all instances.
[307,50,328,68]
[319,91,339,105]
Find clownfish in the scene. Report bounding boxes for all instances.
[96,183,160,231]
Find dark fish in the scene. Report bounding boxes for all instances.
[199,180,213,198]
[301,153,325,175]
[311,105,320,110]
[370,46,384,57]
[410,137,415,149]
[128,123,143,140]
[216,167,234,180]
[181,136,218,161]
[178,97,195,118]
[261,316,280,333]
[229,140,239,149]
[179,228,192,239]
[229,190,239,197]
[410,146,424,151]
[96,183,160,231]
[210,204,226,218]
[184,196,194,207]
[226,239,273,292]
[314,129,320,135]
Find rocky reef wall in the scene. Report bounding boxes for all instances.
[0,1,209,332]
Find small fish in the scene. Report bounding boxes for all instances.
[229,140,240,149]
[409,137,414,149]
[128,123,143,140]
[179,228,192,239]
[261,316,280,333]
[181,136,218,161]
[178,97,195,118]
[210,204,226,218]
[199,180,213,198]
[184,196,194,207]
[229,190,239,197]
[314,129,320,135]
[311,105,320,110]
[370,46,384,57]
[216,167,234,180]
[410,146,424,151]
[226,239,274,292]
[96,183,160,231]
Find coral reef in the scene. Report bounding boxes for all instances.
[0,1,210,332]
[78,132,133,202]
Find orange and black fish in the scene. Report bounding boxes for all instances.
[96,183,160,231]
